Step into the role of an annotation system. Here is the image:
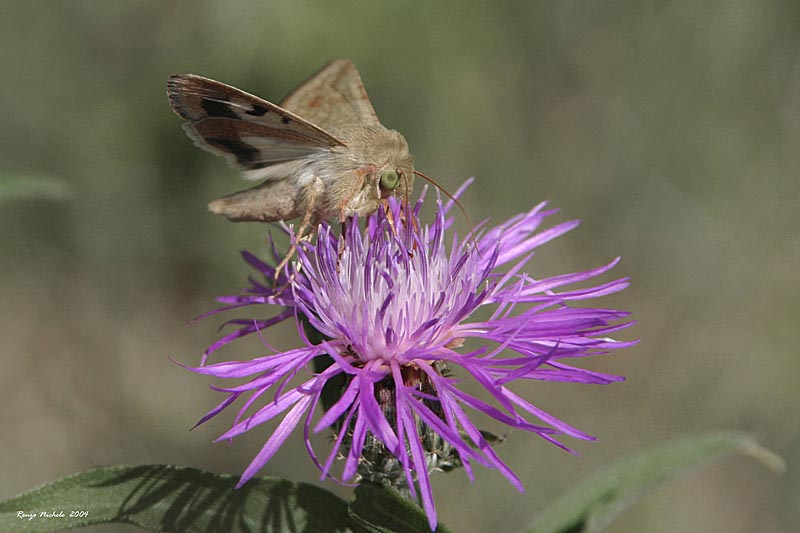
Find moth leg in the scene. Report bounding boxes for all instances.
[337,219,348,269]
[383,200,398,236]
[405,198,419,233]
[389,199,418,258]
[408,201,419,257]
[273,212,312,285]
[273,186,319,286]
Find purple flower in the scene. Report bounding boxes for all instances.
[187,181,636,530]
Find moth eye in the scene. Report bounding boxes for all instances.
[380,169,400,191]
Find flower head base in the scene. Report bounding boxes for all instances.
[188,181,636,530]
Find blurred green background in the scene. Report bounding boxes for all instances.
[2,1,798,531]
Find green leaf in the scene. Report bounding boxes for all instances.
[527,431,784,533]
[348,482,452,533]
[0,174,73,203]
[0,464,355,532]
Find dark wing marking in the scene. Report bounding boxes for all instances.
[184,118,331,171]
[280,59,381,130]
[167,74,345,173]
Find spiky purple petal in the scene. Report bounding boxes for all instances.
[186,184,636,530]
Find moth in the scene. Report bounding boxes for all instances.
[167,60,415,237]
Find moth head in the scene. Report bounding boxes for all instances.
[379,166,414,200]
[379,169,400,191]
[377,131,415,201]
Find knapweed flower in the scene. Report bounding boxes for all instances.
[188,181,636,530]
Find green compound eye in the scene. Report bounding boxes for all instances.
[380,169,400,191]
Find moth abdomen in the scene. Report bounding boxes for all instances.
[208,178,304,223]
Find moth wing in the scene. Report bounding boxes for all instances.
[167,74,345,180]
[280,59,381,130]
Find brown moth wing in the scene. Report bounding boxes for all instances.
[167,74,345,174]
[280,59,382,131]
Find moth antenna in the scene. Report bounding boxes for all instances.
[413,170,480,252]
